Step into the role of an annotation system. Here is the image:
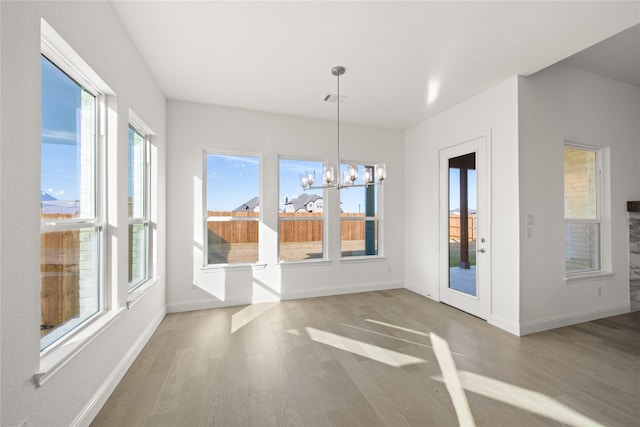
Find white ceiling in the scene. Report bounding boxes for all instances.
[563,22,640,87]
[110,1,640,130]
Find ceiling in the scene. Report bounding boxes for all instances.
[563,22,640,87]
[110,1,640,130]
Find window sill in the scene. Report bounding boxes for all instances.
[202,263,267,272]
[565,271,614,284]
[277,259,331,269]
[36,307,125,387]
[340,255,387,264]
[127,276,160,309]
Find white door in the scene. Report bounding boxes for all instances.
[439,134,490,319]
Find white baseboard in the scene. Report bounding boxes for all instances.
[404,281,439,301]
[72,308,167,427]
[167,281,403,313]
[519,302,630,336]
[404,281,425,295]
[489,313,521,336]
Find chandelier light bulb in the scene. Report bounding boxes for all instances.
[324,166,335,184]
[364,167,374,184]
[375,163,387,182]
[347,164,358,182]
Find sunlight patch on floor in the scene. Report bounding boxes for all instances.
[288,327,427,367]
[455,370,606,427]
[365,318,431,337]
[230,302,277,334]
[430,333,476,427]
[341,323,433,348]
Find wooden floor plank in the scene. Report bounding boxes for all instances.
[92,290,640,426]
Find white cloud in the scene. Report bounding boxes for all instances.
[41,129,77,143]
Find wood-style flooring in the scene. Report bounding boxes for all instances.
[92,290,640,426]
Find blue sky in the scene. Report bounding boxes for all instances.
[449,168,477,211]
[206,155,370,212]
[41,55,85,202]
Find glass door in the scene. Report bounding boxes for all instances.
[439,134,490,319]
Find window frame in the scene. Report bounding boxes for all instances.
[204,150,262,268]
[278,156,328,264]
[39,50,106,353]
[339,161,384,259]
[563,141,611,279]
[127,122,151,291]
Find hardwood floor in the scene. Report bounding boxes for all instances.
[92,290,640,426]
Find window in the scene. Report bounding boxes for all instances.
[40,54,102,350]
[340,163,381,257]
[128,125,149,289]
[564,145,602,274]
[205,153,260,265]
[279,159,325,261]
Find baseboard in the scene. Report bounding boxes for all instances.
[404,281,439,301]
[167,281,404,313]
[71,308,167,427]
[489,313,521,336]
[519,302,630,336]
[167,296,252,313]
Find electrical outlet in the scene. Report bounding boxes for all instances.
[387,267,392,274]
[597,286,602,297]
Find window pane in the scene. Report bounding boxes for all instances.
[128,126,146,218]
[339,164,377,216]
[341,219,378,257]
[279,218,323,261]
[40,228,99,350]
[278,159,325,261]
[207,154,259,212]
[206,154,260,265]
[279,159,324,214]
[564,147,597,220]
[207,219,259,264]
[565,223,600,273]
[339,163,379,258]
[129,224,147,289]
[41,55,96,220]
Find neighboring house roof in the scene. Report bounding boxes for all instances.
[41,192,80,215]
[233,196,260,212]
[449,208,477,215]
[40,191,57,202]
[285,193,322,212]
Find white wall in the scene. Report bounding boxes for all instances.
[0,2,166,426]
[167,101,404,311]
[518,64,640,333]
[404,77,521,334]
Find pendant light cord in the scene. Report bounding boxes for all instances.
[336,70,340,182]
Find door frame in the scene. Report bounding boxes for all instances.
[439,130,492,320]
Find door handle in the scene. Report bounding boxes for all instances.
[478,248,486,253]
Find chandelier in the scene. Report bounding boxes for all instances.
[301,66,386,191]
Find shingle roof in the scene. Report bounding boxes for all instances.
[233,196,260,212]
[285,193,322,212]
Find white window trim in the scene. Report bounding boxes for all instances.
[128,122,152,291]
[563,140,611,280]
[39,59,105,353]
[204,150,263,267]
[38,20,115,382]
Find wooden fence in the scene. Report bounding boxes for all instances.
[40,225,80,334]
[207,211,374,243]
[449,214,476,241]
